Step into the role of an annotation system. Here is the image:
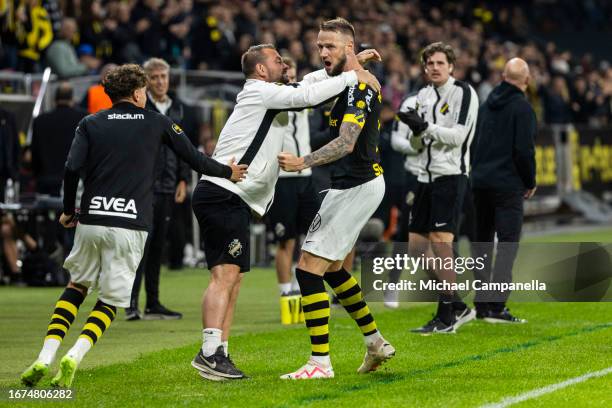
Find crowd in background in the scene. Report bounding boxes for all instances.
[1,1,612,286]
[1,0,612,125]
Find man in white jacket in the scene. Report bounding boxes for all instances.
[397,42,479,335]
[190,43,381,381]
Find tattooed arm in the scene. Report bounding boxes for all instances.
[278,122,362,171]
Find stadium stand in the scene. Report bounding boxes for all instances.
[1,0,611,284]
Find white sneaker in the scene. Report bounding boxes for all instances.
[384,290,399,309]
[454,307,476,330]
[280,359,334,380]
[357,338,395,373]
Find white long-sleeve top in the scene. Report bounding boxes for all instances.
[202,69,357,215]
[410,76,479,183]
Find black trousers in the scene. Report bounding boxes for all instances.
[472,189,524,312]
[166,197,191,269]
[130,194,173,309]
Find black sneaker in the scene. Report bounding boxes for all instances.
[144,304,182,320]
[410,316,456,335]
[191,346,245,379]
[484,308,527,324]
[453,307,476,330]
[125,308,142,321]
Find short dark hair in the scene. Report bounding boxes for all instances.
[241,44,276,77]
[320,17,355,41]
[55,82,73,103]
[421,42,456,67]
[102,64,147,103]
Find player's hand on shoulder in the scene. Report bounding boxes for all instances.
[357,49,382,65]
[354,70,381,94]
[277,152,303,172]
[227,157,248,183]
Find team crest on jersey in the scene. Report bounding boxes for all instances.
[356,100,366,109]
[228,239,243,258]
[440,102,450,115]
[309,213,322,233]
[172,123,183,134]
[275,223,286,238]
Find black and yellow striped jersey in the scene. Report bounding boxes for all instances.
[328,82,383,189]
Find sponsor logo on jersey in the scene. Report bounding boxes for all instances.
[107,113,145,120]
[89,196,138,219]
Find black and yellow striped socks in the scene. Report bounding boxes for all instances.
[67,300,117,364]
[79,300,116,347]
[38,288,86,365]
[324,269,379,339]
[296,269,330,363]
[45,287,85,343]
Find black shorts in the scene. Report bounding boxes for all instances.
[396,172,419,240]
[409,175,468,235]
[192,181,251,272]
[266,177,320,242]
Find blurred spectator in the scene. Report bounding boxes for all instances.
[79,0,113,62]
[46,17,100,77]
[82,63,115,113]
[1,0,611,125]
[541,76,572,124]
[571,76,597,124]
[131,0,163,60]
[15,0,53,72]
[79,0,113,63]
[105,1,143,63]
[31,82,87,196]
[0,107,19,200]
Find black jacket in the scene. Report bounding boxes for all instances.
[471,81,536,191]
[0,108,20,181]
[63,102,231,231]
[145,97,192,194]
[31,105,88,195]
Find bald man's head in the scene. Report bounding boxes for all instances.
[503,58,530,92]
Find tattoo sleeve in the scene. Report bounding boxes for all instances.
[302,121,362,168]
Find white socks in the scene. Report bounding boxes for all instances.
[66,338,92,364]
[279,283,292,295]
[364,330,383,347]
[202,328,222,357]
[38,338,61,365]
[310,355,331,367]
[222,341,228,357]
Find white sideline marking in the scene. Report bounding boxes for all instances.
[480,366,612,408]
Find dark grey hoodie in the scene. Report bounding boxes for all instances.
[471,81,537,191]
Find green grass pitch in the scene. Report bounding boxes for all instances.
[0,228,611,407]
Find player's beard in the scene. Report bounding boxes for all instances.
[327,53,347,77]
